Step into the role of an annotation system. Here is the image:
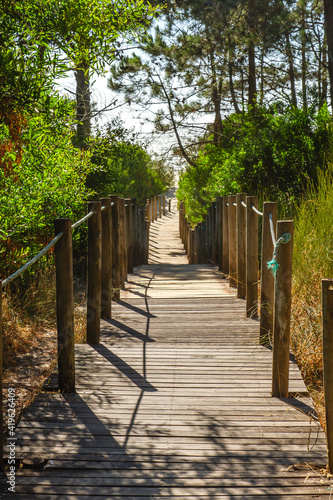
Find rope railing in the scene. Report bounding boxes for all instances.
[268,212,276,247]
[251,205,263,216]
[2,232,64,287]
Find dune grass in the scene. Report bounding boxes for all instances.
[291,167,333,428]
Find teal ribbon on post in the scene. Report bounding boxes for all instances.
[267,232,291,278]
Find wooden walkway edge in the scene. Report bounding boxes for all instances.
[0,204,331,498]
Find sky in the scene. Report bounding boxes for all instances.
[56,67,180,164]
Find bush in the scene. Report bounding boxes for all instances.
[0,102,92,281]
[87,124,173,206]
[177,105,333,225]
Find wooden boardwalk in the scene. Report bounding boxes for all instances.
[1,204,331,498]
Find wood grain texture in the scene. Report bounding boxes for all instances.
[2,204,329,499]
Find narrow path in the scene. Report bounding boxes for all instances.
[1,206,330,498]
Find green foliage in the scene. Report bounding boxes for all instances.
[177,105,333,225]
[87,124,173,205]
[0,98,92,280]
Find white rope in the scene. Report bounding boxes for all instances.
[71,211,94,230]
[2,232,64,287]
[233,202,237,206]
[269,212,276,246]
[251,205,263,216]
[101,205,106,212]
[241,201,247,208]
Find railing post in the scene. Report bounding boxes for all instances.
[87,202,101,345]
[271,220,294,398]
[216,197,223,271]
[54,218,75,392]
[323,279,333,472]
[260,202,277,345]
[222,196,229,276]
[163,194,166,215]
[154,195,158,220]
[207,206,212,262]
[212,201,217,264]
[228,195,237,287]
[246,196,259,319]
[150,197,153,222]
[125,199,133,273]
[236,193,247,299]
[119,198,127,285]
[159,194,162,218]
[193,224,199,264]
[200,221,207,263]
[110,196,121,301]
[169,198,171,212]
[0,283,3,470]
[146,199,150,223]
[101,198,112,319]
[145,216,150,264]
[132,199,138,267]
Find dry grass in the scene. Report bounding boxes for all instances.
[290,167,333,430]
[2,266,87,432]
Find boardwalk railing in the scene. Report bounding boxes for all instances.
[180,194,333,473]
[179,195,294,400]
[0,192,170,469]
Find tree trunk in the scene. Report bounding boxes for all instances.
[229,60,241,114]
[248,0,256,110]
[75,60,91,149]
[285,32,297,108]
[209,47,223,145]
[324,0,333,110]
[248,40,256,109]
[301,10,307,110]
[322,36,328,106]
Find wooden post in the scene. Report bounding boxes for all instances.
[159,194,162,218]
[271,220,294,398]
[110,196,121,301]
[54,218,75,392]
[222,196,229,275]
[236,193,247,299]
[260,202,277,345]
[119,198,127,285]
[100,198,112,319]
[246,196,259,319]
[228,195,237,287]
[216,197,223,271]
[193,224,199,264]
[201,221,208,263]
[145,217,150,264]
[169,198,171,212]
[125,199,133,273]
[206,207,212,262]
[0,284,3,470]
[132,199,138,267]
[87,202,101,345]
[150,197,153,222]
[154,195,158,220]
[323,279,333,472]
[163,194,166,215]
[212,201,218,264]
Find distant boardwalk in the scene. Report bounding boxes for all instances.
[1,205,330,498]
